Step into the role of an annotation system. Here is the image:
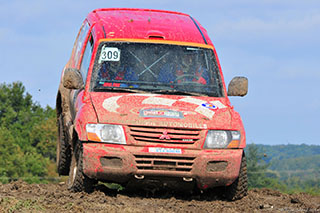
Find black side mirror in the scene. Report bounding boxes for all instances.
[227,76,248,97]
[63,68,84,90]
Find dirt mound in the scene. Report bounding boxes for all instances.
[1,181,319,212]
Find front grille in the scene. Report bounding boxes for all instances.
[134,155,195,172]
[129,125,201,144]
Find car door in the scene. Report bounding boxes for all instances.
[69,21,92,119]
[72,33,94,119]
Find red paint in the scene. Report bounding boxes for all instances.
[86,8,213,45]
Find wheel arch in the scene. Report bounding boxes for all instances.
[56,91,63,117]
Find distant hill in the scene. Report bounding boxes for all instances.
[245,144,320,181]
[250,144,320,162]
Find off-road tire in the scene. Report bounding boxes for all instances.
[56,114,71,175]
[67,141,94,193]
[225,152,248,201]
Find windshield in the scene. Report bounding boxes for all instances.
[90,42,224,97]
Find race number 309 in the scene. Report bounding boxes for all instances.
[99,47,121,63]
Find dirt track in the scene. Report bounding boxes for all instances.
[0,181,319,212]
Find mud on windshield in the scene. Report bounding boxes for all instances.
[90,42,224,97]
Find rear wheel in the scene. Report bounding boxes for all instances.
[225,153,248,200]
[56,114,71,175]
[67,141,95,193]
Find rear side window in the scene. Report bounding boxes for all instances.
[79,34,93,84]
[72,21,90,68]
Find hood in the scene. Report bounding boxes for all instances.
[90,92,232,130]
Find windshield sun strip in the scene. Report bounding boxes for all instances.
[98,38,214,50]
[96,79,218,87]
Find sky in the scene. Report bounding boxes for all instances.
[0,0,319,145]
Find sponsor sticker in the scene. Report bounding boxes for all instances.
[202,103,218,110]
[148,147,182,154]
[134,120,207,129]
[140,108,184,119]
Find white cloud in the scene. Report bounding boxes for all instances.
[202,4,320,50]
[0,27,11,40]
[309,98,320,110]
[276,61,320,80]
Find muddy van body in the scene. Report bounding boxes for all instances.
[56,8,248,200]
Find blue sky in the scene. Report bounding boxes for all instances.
[0,0,319,145]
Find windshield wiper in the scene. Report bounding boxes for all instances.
[94,87,149,94]
[152,89,207,96]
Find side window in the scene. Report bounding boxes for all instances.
[73,21,90,68]
[79,34,93,84]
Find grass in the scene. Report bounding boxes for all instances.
[100,181,125,191]
[0,197,44,212]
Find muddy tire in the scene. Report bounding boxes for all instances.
[225,153,248,201]
[67,141,94,193]
[56,114,71,175]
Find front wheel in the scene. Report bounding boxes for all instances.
[225,153,248,200]
[67,141,95,193]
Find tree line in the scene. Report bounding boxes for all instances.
[0,82,57,183]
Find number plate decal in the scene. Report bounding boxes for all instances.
[99,47,121,63]
[148,147,182,154]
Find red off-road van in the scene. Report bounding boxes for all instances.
[56,8,248,200]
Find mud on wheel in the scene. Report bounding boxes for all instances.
[68,141,95,193]
[225,152,248,201]
[56,114,71,175]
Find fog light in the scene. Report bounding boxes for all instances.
[206,161,228,172]
[100,157,123,168]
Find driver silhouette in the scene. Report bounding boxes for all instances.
[98,55,138,87]
[158,52,209,85]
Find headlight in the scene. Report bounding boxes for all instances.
[86,124,126,144]
[204,130,241,149]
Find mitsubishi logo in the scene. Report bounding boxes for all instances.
[159,130,171,140]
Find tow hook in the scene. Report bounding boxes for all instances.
[134,174,145,180]
[183,177,193,182]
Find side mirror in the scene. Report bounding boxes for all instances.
[227,76,248,97]
[63,68,84,90]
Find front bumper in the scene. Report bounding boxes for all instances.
[82,143,243,189]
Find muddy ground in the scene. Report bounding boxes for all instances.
[0,181,319,212]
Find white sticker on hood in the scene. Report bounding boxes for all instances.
[179,97,227,119]
[195,106,215,119]
[102,96,122,112]
[142,97,176,106]
[179,97,204,105]
[210,101,227,109]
